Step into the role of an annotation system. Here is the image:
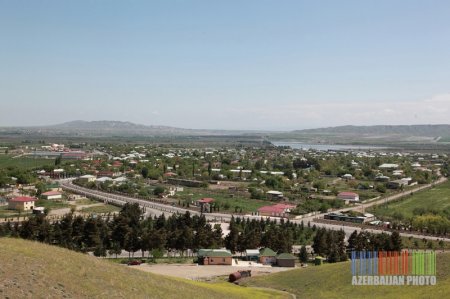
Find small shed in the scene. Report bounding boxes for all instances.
[276,253,297,267]
[245,249,260,261]
[259,248,277,265]
[197,198,214,213]
[314,256,325,266]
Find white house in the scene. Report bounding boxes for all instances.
[41,191,63,200]
[337,192,359,202]
[79,174,96,182]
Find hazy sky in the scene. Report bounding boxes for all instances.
[1,1,450,130]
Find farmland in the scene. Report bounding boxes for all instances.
[0,155,55,170]
[368,180,450,220]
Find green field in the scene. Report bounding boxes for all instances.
[0,205,32,218]
[81,204,121,214]
[0,238,288,299]
[246,253,450,299]
[0,155,55,170]
[35,199,69,210]
[74,198,99,205]
[402,236,450,250]
[368,180,450,220]
[177,189,274,213]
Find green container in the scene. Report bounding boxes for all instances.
[314,256,324,266]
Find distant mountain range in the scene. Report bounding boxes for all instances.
[271,124,450,144]
[0,121,449,143]
[0,120,262,137]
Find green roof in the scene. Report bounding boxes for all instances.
[259,248,277,257]
[277,253,296,260]
[46,183,60,188]
[198,249,232,257]
[205,251,232,257]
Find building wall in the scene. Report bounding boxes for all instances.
[205,257,232,265]
[277,259,296,267]
[44,195,62,200]
[259,256,276,265]
[8,201,35,211]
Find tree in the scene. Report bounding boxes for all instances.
[208,162,212,177]
[124,229,140,258]
[55,154,62,166]
[141,167,149,179]
[299,245,308,263]
[390,231,402,251]
[153,186,165,196]
[225,221,239,253]
[347,230,359,250]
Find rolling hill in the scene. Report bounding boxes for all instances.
[245,252,450,299]
[0,238,286,299]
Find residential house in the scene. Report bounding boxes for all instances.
[41,191,63,200]
[8,196,37,211]
[79,174,96,183]
[337,192,359,202]
[266,190,284,200]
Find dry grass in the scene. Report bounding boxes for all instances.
[0,238,288,299]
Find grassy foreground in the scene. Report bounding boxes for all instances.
[245,253,450,299]
[0,238,287,299]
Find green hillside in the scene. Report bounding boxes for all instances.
[0,238,287,299]
[245,253,450,299]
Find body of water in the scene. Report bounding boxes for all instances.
[272,141,385,151]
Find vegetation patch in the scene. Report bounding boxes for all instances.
[245,252,450,299]
[0,238,288,299]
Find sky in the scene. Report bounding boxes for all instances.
[1,0,450,130]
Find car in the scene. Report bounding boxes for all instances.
[127,260,141,266]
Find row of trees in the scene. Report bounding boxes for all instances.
[0,203,315,257]
[0,203,404,265]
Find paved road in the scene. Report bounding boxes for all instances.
[60,179,450,242]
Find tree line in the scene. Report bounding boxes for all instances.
[0,203,403,264]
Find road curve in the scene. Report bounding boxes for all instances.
[60,180,450,242]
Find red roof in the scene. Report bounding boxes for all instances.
[258,204,296,214]
[11,196,37,202]
[42,191,62,196]
[163,172,177,177]
[338,192,358,197]
[197,198,214,203]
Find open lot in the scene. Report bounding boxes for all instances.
[134,263,293,280]
[176,188,274,213]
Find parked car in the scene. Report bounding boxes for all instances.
[127,260,141,266]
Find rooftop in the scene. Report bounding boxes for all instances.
[259,247,277,257]
[11,196,37,202]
